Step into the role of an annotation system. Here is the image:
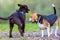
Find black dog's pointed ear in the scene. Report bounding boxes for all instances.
[18,4,22,6]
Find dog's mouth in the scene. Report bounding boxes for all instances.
[24,7,30,13]
[25,9,30,13]
[29,18,38,23]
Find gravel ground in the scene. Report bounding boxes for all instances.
[0,29,60,40]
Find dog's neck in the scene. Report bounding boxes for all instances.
[16,10,26,21]
[18,8,27,13]
[17,9,25,13]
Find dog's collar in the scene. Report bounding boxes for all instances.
[20,11,24,14]
[37,16,41,23]
[37,15,43,24]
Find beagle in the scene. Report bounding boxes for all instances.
[29,4,58,37]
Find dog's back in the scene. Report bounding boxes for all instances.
[41,14,57,26]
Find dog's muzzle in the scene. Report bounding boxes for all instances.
[29,18,32,22]
[29,18,38,23]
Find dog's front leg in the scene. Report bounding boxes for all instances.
[41,30,44,37]
[50,27,53,35]
[47,27,50,37]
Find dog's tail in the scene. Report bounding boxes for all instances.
[52,4,56,15]
[0,16,11,20]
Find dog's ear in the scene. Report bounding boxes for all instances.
[18,4,22,6]
[37,14,41,17]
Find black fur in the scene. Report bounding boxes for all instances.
[0,4,30,38]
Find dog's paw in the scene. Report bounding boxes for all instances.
[48,34,50,37]
[41,35,44,37]
[55,34,58,37]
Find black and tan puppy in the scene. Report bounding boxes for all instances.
[0,4,30,38]
[29,4,58,37]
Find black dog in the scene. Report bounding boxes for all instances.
[0,4,30,38]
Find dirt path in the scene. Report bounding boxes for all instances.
[0,29,60,40]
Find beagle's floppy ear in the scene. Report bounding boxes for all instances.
[18,4,22,6]
[37,14,41,17]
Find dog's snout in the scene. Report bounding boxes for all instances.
[29,18,32,21]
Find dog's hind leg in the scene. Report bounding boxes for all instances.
[55,26,58,36]
[14,18,24,37]
[54,20,58,36]
[50,27,53,35]
[47,23,50,37]
[9,20,14,38]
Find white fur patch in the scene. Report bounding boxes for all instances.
[41,30,44,37]
[21,24,22,26]
[47,28,50,37]
[55,26,58,36]
[38,23,46,29]
[29,18,32,21]
[52,4,55,7]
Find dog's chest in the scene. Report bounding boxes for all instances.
[38,23,46,30]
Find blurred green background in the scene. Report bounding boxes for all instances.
[0,0,60,23]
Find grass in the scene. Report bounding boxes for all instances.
[0,22,60,40]
[0,22,60,32]
[0,23,40,32]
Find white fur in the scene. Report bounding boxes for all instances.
[36,20,37,21]
[47,28,50,37]
[55,26,58,36]
[41,30,44,37]
[52,4,55,7]
[29,18,32,21]
[50,28,53,34]
[21,11,24,14]
[38,23,46,29]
